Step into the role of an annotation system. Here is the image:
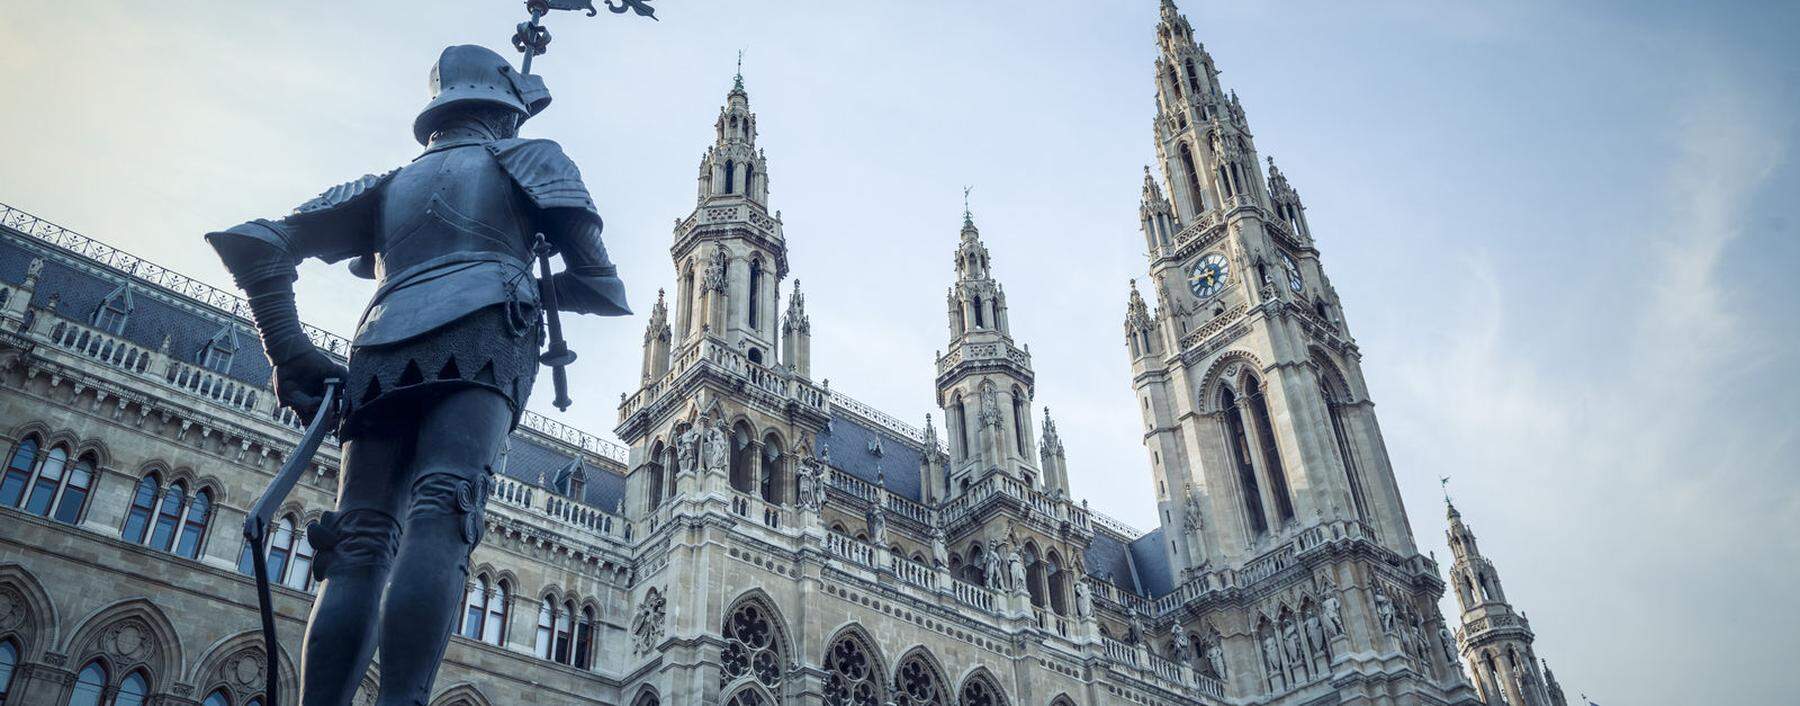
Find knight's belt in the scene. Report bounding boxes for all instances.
[353,251,537,348]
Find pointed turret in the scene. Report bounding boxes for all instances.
[1038,408,1070,496]
[781,280,811,377]
[1123,279,1160,361]
[1140,166,1180,254]
[1266,156,1313,244]
[641,289,671,381]
[1448,501,1554,706]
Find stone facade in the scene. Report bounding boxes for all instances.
[0,2,1564,705]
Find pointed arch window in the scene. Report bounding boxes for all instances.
[1185,58,1202,94]
[1010,391,1028,456]
[1245,384,1296,524]
[824,633,882,706]
[958,676,1006,706]
[67,661,108,706]
[534,599,555,659]
[744,164,756,197]
[1165,66,1183,100]
[952,394,969,462]
[0,435,39,507]
[123,473,160,544]
[238,514,313,591]
[971,296,985,328]
[202,690,232,706]
[149,480,187,551]
[19,445,91,524]
[1221,386,1268,535]
[747,260,763,330]
[1178,143,1205,213]
[724,160,737,194]
[1321,381,1371,524]
[894,652,948,706]
[114,671,149,706]
[485,579,511,645]
[721,600,784,689]
[0,638,17,704]
[462,576,491,641]
[759,438,783,504]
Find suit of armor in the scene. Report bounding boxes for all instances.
[206,45,628,706]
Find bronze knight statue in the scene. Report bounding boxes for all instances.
[208,43,629,705]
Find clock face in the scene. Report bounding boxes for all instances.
[1280,252,1304,293]
[1188,253,1229,299]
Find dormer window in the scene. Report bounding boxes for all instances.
[199,323,239,373]
[93,283,134,335]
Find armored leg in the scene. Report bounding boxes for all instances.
[300,433,411,706]
[377,388,513,706]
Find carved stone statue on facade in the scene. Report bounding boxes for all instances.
[810,461,828,510]
[868,504,889,546]
[1438,625,1458,663]
[676,422,699,474]
[1170,622,1191,662]
[795,457,818,511]
[205,43,630,705]
[1006,542,1027,593]
[1260,630,1282,674]
[1303,609,1325,654]
[1073,579,1093,619]
[1281,619,1303,665]
[983,547,1005,591]
[704,414,730,473]
[1205,638,1227,679]
[1373,585,1396,633]
[1128,609,1148,645]
[1322,590,1345,637]
[929,526,948,568]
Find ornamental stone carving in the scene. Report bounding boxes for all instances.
[703,415,730,474]
[1322,589,1345,637]
[632,588,668,655]
[0,586,27,632]
[1073,580,1093,619]
[1373,585,1396,633]
[677,424,699,474]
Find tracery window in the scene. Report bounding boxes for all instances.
[824,633,882,706]
[115,671,149,706]
[203,689,230,706]
[1178,143,1205,213]
[1245,384,1296,524]
[1220,386,1268,535]
[893,653,948,706]
[957,676,1005,706]
[1010,391,1027,455]
[9,441,93,525]
[724,160,737,194]
[747,259,763,330]
[1321,380,1371,523]
[720,601,783,690]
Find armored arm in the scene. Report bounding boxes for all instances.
[543,208,631,317]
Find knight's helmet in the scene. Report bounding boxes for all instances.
[412,44,553,145]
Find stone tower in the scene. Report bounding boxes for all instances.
[934,208,1042,499]
[618,67,831,520]
[1129,2,1479,703]
[1448,501,1564,706]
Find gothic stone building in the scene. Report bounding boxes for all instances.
[0,3,1573,705]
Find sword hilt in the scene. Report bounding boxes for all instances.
[534,234,577,411]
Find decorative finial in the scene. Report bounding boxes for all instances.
[962,185,974,226]
[734,49,745,91]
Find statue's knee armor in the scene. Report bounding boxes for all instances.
[305,509,400,583]
[408,471,489,556]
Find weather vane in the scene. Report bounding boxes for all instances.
[511,0,658,75]
[1440,475,1453,504]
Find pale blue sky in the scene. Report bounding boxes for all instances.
[2,1,1795,703]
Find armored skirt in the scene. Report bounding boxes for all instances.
[340,303,541,438]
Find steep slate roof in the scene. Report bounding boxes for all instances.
[1128,527,1175,597]
[1083,528,1142,594]
[818,412,924,502]
[0,224,627,510]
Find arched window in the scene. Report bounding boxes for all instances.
[646,441,667,512]
[67,660,107,706]
[0,638,18,703]
[122,473,160,543]
[747,260,763,330]
[0,435,40,507]
[744,164,756,198]
[115,671,149,706]
[724,160,737,194]
[239,514,313,591]
[1178,143,1205,213]
[729,423,755,495]
[534,599,555,659]
[957,675,1006,706]
[1321,381,1370,523]
[1164,66,1182,100]
[952,394,969,461]
[893,652,948,706]
[177,489,212,559]
[679,269,696,335]
[462,576,491,640]
[485,580,510,645]
[824,632,882,706]
[51,453,96,524]
[1185,58,1202,93]
[21,445,68,516]
[149,481,187,551]
[1010,391,1027,455]
[1245,384,1296,524]
[971,296,985,328]
[1046,552,1069,615]
[575,605,596,669]
[632,692,661,706]
[1023,544,1045,608]
[721,600,784,689]
[1221,386,1268,535]
[726,690,768,706]
[555,600,575,664]
[203,689,232,706]
[759,437,783,505]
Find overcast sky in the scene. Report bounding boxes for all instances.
[2,1,1795,703]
